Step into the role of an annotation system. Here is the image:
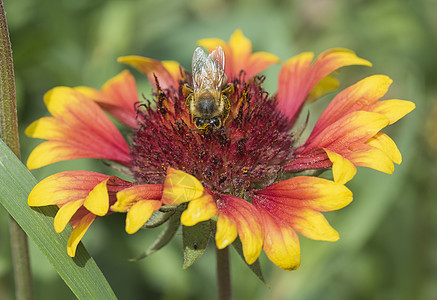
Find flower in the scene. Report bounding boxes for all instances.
[27,29,414,270]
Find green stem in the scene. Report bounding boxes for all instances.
[9,217,33,300]
[0,1,34,299]
[216,247,232,300]
[0,1,18,153]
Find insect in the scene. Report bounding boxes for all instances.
[183,46,234,131]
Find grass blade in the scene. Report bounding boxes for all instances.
[0,139,117,299]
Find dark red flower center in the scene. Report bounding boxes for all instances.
[130,74,296,198]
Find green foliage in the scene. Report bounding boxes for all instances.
[182,221,211,269]
[232,237,268,287]
[129,208,182,261]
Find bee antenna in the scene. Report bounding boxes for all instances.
[188,128,231,133]
[214,128,231,132]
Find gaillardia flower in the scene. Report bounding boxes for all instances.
[27,29,414,270]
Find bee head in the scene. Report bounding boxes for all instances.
[194,117,222,130]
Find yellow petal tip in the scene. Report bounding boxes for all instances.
[83,180,109,216]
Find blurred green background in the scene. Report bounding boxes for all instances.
[1,0,436,299]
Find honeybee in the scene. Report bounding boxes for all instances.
[183,46,234,131]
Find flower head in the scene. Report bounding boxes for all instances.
[27,30,414,270]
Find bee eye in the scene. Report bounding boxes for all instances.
[210,117,221,129]
[195,118,205,128]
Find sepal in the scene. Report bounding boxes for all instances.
[142,208,177,228]
[232,237,268,286]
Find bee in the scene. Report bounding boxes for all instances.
[183,46,234,131]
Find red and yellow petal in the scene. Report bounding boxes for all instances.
[28,171,110,207]
[309,111,404,175]
[311,75,392,137]
[370,99,416,125]
[284,147,332,173]
[228,29,252,69]
[29,171,132,257]
[293,76,414,176]
[111,184,162,212]
[54,199,84,233]
[181,191,218,226]
[292,111,390,175]
[253,176,352,244]
[366,132,402,164]
[215,213,238,249]
[125,200,162,234]
[67,213,96,257]
[25,87,130,169]
[111,184,163,234]
[288,111,400,175]
[346,144,395,174]
[76,70,139,128]
[291,208,340,241]
[305,111,389,152]
[29,171,131,230]
[25,117,66,140]
[277,49,371,122]
[162,167,204,205]
[83,178,112,216]
[197,29,279,79]
[216,194,264,265]
[196,38,227,52]
[226,29,279,78]
[26,142,90,170]
[161,61,183,83]
[118,56,182,90]
[246,51,281,79]
[255,176,353,212]
[277,52,315,121]
[324,148,357,184]
[305,75,340,103]
[258,210,301,271]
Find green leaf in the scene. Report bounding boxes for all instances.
[0,139,117,299]
[182,221,211,269]
[232,237,269,287]
[129,207,182,261]
[142,206,177,228]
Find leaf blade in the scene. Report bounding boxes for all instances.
[0,139,117,299]
[232,237,269,287]
[182,221,211,269]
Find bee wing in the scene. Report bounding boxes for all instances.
[209,46,225,73]
[192,46,226,92]
[209,46,226,89]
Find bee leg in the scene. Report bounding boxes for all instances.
[183,84,193,97]
[183,84,194,109]
[222,83,234,96]
[221,95,231,122]
[185,94,193,109]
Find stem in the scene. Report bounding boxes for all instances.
[0,0,18,153]
[216,247,232,300]
[0,1,34,299]
[9,217,33,300]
